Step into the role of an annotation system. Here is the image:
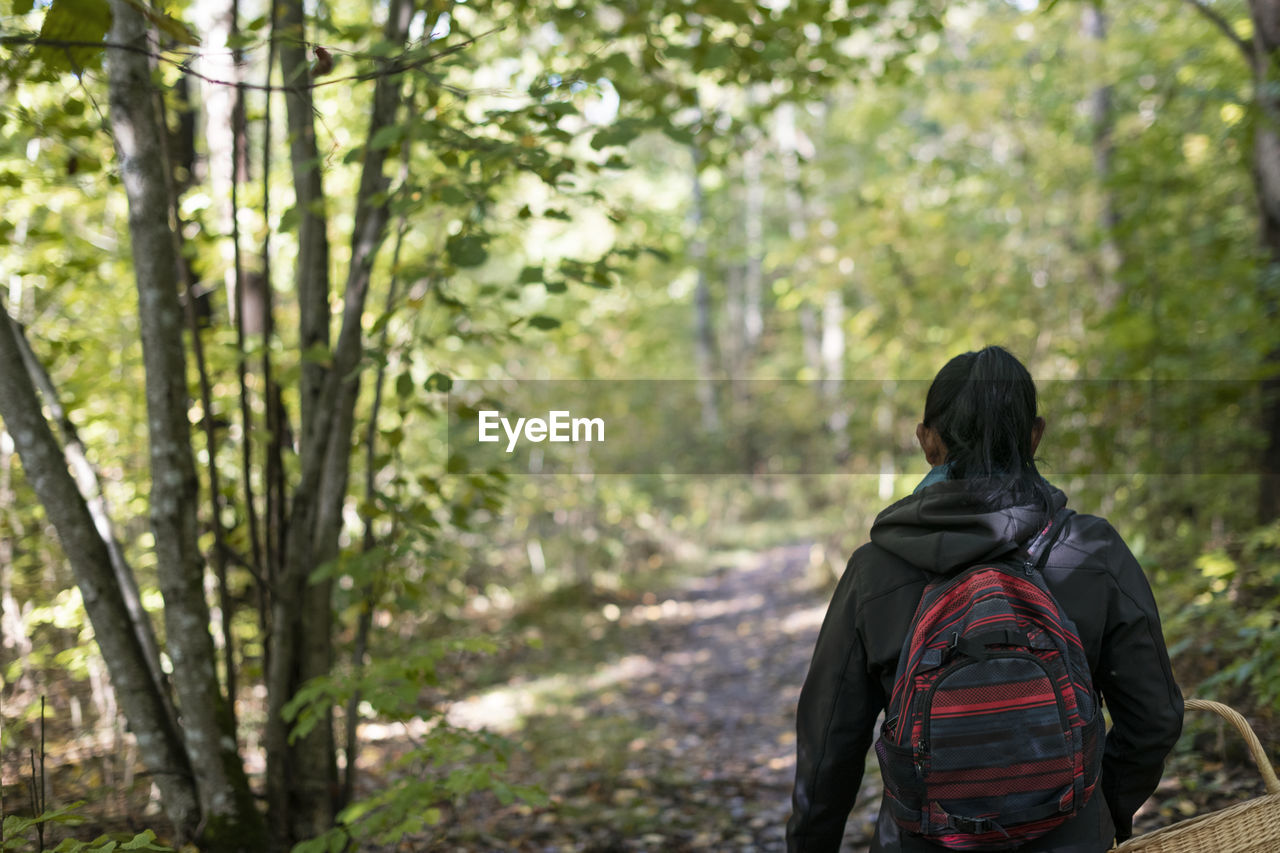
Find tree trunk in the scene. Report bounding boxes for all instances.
[1082,2,1123,311]
[259,0,287,632]
[776,101,823,380]
[0,377,35,698]
[741,141,765,358]
[0,296,201,843]
[266,0,416,842]
[821,290,848,444]
[278,0,332,441]
[105,4,267,848]
[1250,0,1280,522]
[689,143,721,431]
[265,0,336,839]
[7,313,169,710]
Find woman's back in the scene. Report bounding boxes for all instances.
[787,348,1184,853]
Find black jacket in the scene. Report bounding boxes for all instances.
[787,480,1183,853]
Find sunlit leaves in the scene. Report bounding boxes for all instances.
[33,0,110,73]
[590,119,645,150]
[445,232,489,267]
[525,314,561,330]
[425,371,452,392]
[368,123,406,152]
[118,0,199,46]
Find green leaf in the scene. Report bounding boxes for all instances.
[226,29,258,50]
[120,0,200,46]
[446,233,489,268]
[290,836,331,853]
[542,101,577,117]
[5,814,36,835]
[699,41,733,71]
[439,184,468,206]
[300,342,332,367]
[395,371,414,399]
[121,830,166,850]
[602,52,633,76]
[518,265,543,284]
[14,0,35,14]
[278,205,300,232]
[661,123,695,145]
[447,452,469,475]
[369,124,404,152]
[425,372,452,392]
[37,0,112,72]
[590,121,643,150]
[527,315,561,330]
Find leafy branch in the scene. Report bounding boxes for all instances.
[1183,0,1255,70]
[0,27,504,93]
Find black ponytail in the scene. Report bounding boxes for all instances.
[923,346,1052,513]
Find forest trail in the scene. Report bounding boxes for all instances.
[411,543,882,852]
[369,542,1267,853]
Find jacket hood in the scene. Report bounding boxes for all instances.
[869,479,1068,576]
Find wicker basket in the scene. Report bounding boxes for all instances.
[1115,699,1280,853]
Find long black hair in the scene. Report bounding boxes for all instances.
[923,346,1053,513]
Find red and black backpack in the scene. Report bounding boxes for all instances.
[874,507,1103,851]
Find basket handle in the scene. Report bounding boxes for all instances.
[1184,698,1280,794]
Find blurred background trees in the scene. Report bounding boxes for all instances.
[0,0,1276,849]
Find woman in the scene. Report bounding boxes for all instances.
[786,346,1184,853]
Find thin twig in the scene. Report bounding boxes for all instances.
[38,697,44,818]
[1,27,504,93]
[1183,0,1256,70]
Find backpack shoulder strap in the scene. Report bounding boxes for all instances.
[1020,506,1074,573]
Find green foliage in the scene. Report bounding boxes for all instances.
[1166,523,1280,710]
[116,0,199,46]
[33,0,110,73]
[285,652,545,852]
[2,810,172,852]
[281,636,500,741]
[292,725,545,851]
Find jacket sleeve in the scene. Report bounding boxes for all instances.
[787,554,884,853]
[1093,528,1184,841]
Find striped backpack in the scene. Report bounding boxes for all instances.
[874,508,1103,850]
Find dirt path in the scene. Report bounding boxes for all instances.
[422,544,882,852]
[384,540,1273,852]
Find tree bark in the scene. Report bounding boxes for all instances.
[0,296,201,843]
[1250,0,1280,522]
[266,0,416,842]
[1082,2,1123,312]
[1187,0,1280,520]
[776,103,823,379]
[689,143,721,431]
[105,4,267,848]
[7,313,170,711]
[278,0,332,443]
[741,141,764,358]
[265,0,333,839]
[821,289,848,442]
[259,0,286,627]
